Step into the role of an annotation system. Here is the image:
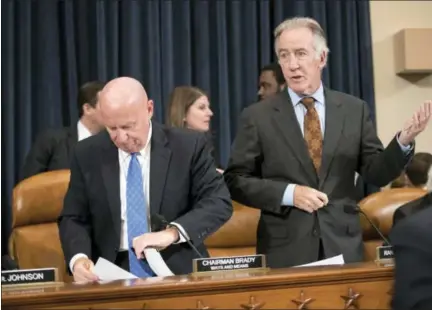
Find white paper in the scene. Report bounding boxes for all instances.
[144,248,175,277]
[93,257,137,281]
[294,254,345,267]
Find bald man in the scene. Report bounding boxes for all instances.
[58,77,232,282]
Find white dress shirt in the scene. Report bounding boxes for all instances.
[69,123,189,272]
[77,121,92,141]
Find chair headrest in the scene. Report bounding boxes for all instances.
[359,187,427,239]
[205,201,259,248]
[12,170,71,228]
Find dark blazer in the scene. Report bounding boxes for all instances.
[224,89,412,268]
[58,123,232,275]
[354,174,381,203]
[390,206,432,310]
[393,192,432,227]
[20,126,77,182]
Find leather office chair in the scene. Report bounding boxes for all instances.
[9,170,72,282]
[205,201,260,257]
[359,187,427,261]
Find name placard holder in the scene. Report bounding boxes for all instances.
[375,245,394,267]
[1,268,60,288]
[192,254,267,275]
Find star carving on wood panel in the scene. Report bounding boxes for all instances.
[291,290,315,310]
[240,296,265,310]
[341,288,362,309]
[196,300,213,310]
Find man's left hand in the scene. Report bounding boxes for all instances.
[399,100,431,146]
[132,228,179,259]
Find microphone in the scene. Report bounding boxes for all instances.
[343,205,391,246]
[1,255,19,271]
[151,214,204,259]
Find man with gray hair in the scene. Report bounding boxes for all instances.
[224,17,431,268]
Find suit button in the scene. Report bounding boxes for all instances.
[313,229,318,237]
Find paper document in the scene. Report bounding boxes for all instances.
[294,254,345,267]
[93,257,137,281]
[144,248,174,277]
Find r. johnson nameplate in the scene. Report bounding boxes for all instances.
[193,254,266,273]
[1,268,58,286]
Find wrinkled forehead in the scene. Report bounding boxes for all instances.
[276,27,315,52]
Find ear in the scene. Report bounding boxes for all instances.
[318,51,328,69]
[82,103,93,115]
[147,100,154,119]
[279,83,286,92]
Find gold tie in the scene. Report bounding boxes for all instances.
[301,97,322,173]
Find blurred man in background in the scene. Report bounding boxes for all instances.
[20,81,105,181]
[258,62,286,100]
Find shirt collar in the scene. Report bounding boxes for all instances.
[287,82,325,107]
[119,121,153,158]
[77,120,92,141]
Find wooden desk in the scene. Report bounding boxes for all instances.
[2,262,393,309]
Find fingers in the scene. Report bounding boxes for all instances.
[132,238,146,259]
[73,261,98,283]
[294,186,328,213]
[424,100,431,119]
[315,190,329,205]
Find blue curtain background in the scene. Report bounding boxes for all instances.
[1,0,375,253]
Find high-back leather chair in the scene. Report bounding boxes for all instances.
[205,201,260,257]
[9,170,72,282]
[359,187,427,261]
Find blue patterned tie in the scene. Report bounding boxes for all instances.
[126,153,154,277]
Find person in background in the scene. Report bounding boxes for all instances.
[392,153,432,227]
[405,152,432,189]
[20,81,105,181]
[258,62,286,101]
[166,86,222,172]
[390,152,432,189]
[224,16,431,268]
[391,206,432,310]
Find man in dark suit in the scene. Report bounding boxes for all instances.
[224,17,431,268]
[20,81,105,181]
[58,77,232,282]
[390,206,432,310]
[393,192,432,227]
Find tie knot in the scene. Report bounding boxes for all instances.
[130,152,139,159]
[301,97,315,110]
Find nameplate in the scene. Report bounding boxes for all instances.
[376,245,394,261]
[1,268,57,286]
[193,255,266,274]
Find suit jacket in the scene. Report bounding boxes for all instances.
[393,192,432,227]
[20,127,77,182]
[58,123,232,275]
[224,89,412,268]
[354,175,381,203]
[390,206,432,310]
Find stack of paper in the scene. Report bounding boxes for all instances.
[294,254,345,267]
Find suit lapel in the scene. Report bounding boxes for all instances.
[149,123,172,216]
[101,133,121,238]
[318,89,344,187]
[66,125,78,162]
[272,92,318,184]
